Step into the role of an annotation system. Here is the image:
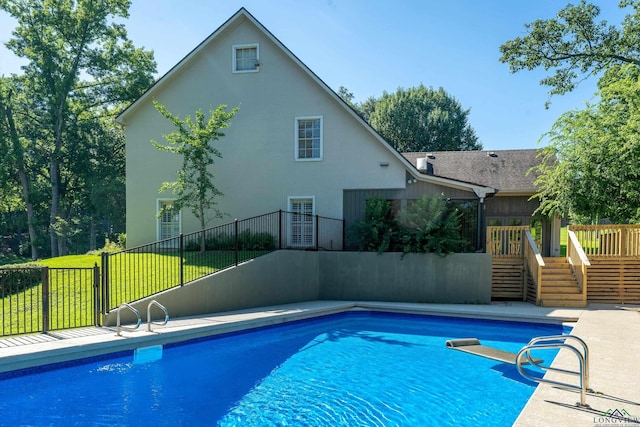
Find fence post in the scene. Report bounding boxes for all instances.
[179,233,184,286]
[93,263,101,326]
[101,252,109,314]
[315,214,319,251]
[278,210,283,250]
[235,219,239,267]
[41,267,49,333]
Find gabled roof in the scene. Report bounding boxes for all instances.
[402,149,543,195]
[116,8,496,198]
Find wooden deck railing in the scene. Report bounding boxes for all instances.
[569,224,640,257]
[486,226,529,257]
[523,229,544,305]
[567,230,590,303]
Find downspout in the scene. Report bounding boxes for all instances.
[477,197,484,251]
[473,187,498,252]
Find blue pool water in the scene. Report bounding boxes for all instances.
[0,312,566,426]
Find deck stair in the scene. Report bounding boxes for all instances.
[538,257,586,308]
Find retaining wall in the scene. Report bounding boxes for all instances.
[105,251,492,325]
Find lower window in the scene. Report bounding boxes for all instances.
[288,197,315,248]
[158,200,181,242]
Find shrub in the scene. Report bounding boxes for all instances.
[185,230,276,251]
[349,195,469,256]
[397,195,467,256]
[348,198,398,253]
[86,238,123,255]
[116,233,126,248]
[0,267,42,296]
[238,230,276,251]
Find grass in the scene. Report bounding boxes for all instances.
[1,249,268,336]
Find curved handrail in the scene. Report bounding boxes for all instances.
[515,335,590,407]
[116,303,141,336]
[147,300,169,332]
[526,335,590,390]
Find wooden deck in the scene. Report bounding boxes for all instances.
[488,225,640,307]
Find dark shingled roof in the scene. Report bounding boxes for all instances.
[402,149,543,193]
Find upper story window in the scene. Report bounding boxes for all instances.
[233,43,259,73]
[295,116,323,161]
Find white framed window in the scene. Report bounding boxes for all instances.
[288,196,315,248]
[157,199,181,243]
[232,43,259,73]
[295,116,323,161]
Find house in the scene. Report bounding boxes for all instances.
[116,8,553,254]
[402,150,561,256]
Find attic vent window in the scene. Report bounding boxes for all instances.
[488,151,498,157]
[426,153,435,159]
[233,44,259,73]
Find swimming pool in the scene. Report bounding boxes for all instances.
[0,311,565,426]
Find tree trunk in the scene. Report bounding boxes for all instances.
[49,157,60,257]
[0,90,40,260]
[89,216,96,251]
[18,169,39,260]
[199,204,206,252]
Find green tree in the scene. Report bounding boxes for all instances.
[366,85,481,152]
[152,101,239,251]
[1,0,156,256]
[0,76,41,259]
[532,64,640,223]
[500,0,640,101]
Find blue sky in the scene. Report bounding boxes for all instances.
[0,1,627,150]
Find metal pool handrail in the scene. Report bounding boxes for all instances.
[116,303,141,336]
[147,300,169,332]
[516,335,590,407]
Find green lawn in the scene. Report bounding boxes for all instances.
[1,249,268,336]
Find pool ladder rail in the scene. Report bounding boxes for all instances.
[516,335,592,407]
[116,300,169,336]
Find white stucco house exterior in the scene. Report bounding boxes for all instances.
[117,8,501,249]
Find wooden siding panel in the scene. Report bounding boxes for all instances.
[586,258,640,303]
[485,196,539,217]
[491,257,525,300]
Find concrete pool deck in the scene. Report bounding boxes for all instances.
[0,301,638,426]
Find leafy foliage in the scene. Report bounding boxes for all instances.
[339,85,481,152]
[0,266,41,296]
[152,101,239,249]
[500,0,640,101]
[185,230,276,252]
[348,198,398,253]
[397,195,467,256]
[349,195,468,255]
[0,0,156,257]
[532,64,640,223]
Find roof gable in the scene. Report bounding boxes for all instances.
[116,8,496,198]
